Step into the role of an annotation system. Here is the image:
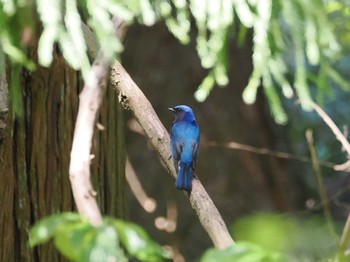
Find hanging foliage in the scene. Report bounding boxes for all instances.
[0,0,347,123]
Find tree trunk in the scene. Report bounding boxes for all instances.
[0,47,126,261]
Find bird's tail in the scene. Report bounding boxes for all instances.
[176,161,193,192]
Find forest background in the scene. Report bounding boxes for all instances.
[1,0,350,261]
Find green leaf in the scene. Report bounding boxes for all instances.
[1,34,35,70]
[1,0,16,15]
[327,66,350,91]
[263,84,287,125]
[195,72,215,102]
[36,0,62,67]
[231,213,339,260]
[88,225,127,262]
[111,219,171,262]
[139,0,156,26]
[234,0,255,27]
[101,0,135,23]
[54,220,95,262]
[165,17,190,44]
[87,0,124,60]
[63,0,90,71]
[29,212,82,247]
[30,213,129,262]
[200,242,285,262]
[243,70,261,104]
[214,63,228,86]
[54,220,124,261]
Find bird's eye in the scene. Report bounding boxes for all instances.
[176,108,182,112]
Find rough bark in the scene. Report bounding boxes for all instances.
[0,49,125,261]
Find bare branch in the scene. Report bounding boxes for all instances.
[311,101,350,159]
[207,140,335,169]
[334,160,350,172]
[305,129,335,235]
[69,52,110,226]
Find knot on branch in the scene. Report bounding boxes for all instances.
[118,92,130,110]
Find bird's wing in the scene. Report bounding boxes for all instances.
[191,141,199,170]
[170,124,182,170]
[172,140,182,161]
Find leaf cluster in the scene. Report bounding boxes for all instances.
[1,0,348,122]
[29,212,171,262]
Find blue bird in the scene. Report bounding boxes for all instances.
[169,105,200,193]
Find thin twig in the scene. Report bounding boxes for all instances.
[305,129,335,236]
[334,160,350,172]
[207,141,335,169]
[311,101,350,159]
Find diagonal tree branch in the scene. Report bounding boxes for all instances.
[110,62,234,249]
[82,20,234,248]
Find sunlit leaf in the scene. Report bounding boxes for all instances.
[1,34,35,70]
[165,17,190,44]
[87,0,124,60]
[101,0,135,23]
[214,63,229,86]
[243,70,261,104]
[111,219,171,262]
[139,0,156,26]
[233,0,255,27]
[88,225,127,262]
[195,72,215,102]
[327,66,350,91]
[64,0,90,72]
[231,213,339,261]
[36,0,62,67]
[54,220,95,261]
[166,0,190,44]
[200,242,285,262]
[305,19,320,65]
[1,0,16,15]
[264,84,287,124]
[269,57,293,98]
[2,0,348,125]
[29,212,82,247]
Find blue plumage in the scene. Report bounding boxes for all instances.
[169,105,200,193]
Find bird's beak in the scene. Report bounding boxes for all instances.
[168,107,176,113]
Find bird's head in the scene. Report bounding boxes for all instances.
[168,105,196,122]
